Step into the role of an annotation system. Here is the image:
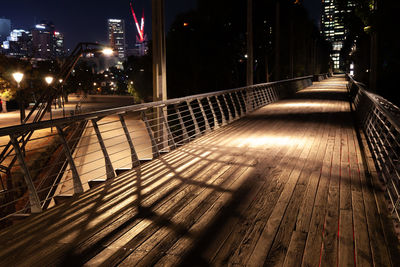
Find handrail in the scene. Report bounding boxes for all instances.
[0,75,319,227]
[347,73,400,223]
[0,75,313,137]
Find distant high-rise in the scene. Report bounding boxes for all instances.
[2,29,31,57]
[321,0,355,70]
[0,18,11,44]
[108,19,126,62]
[31,21,56,59]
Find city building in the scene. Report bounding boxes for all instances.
[108,19,126,63]
[0,18,11,44]
[31,21,57,59]
[2,29,31,57]
[321,0,355,70]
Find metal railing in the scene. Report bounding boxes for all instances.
[347,74,400,223]
[0,75,314,226]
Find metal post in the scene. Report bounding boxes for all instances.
[216,96,227,126]
[141,111,160,158]
[118,114,140,168]
[175,105,189,143]
[234,91,245,116]
[222,94,233,122]
[197,99,211,132]
[207,97,219,129]
[56,126,84,194]
[160,108,176,150]
[186,100,200,137]
[152,0,167,146]
[91,119,115,180]
[240,90,249,114]
[229,93,239,119]
[247,0,253,86]
[9,135,42,213]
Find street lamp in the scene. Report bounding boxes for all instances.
[44,76,54,127]
[102,48,114,56]
[45,76,54,85]
[12,72,24,123]
[12,72,24,87]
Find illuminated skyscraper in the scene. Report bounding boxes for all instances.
[0,18,11,44]
[108,19,126,62]
[321,0,355,70]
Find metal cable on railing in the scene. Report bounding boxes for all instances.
[347,74,400,224]
[0,75,315,226]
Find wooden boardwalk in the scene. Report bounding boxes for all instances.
[0,77,399,266]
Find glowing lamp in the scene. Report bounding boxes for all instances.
[45,76,54,85]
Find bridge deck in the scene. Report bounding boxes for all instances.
[0,77,399,266]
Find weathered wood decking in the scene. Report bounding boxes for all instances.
[0,77,399,266]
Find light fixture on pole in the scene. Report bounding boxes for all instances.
[102,48,114,56]
[45,76,54,85]
[12,72,24,123]
[12,72,24,88]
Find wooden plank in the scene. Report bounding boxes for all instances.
[351,191,372,266]
[338,209,355,266]
[320,126,342,266]
[210,116,315,266]
[154,118,294,266]
[301,116,337,267]
[243,118,320,266]
[282,231,308,267]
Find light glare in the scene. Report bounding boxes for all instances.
[12,72,24,83]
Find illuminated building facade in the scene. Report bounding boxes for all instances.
[108,19,126,63]
[2,29,31,57]
[0,18,11,44]
[321,0,355,70]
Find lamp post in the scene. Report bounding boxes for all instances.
[12,72,24,123]
[45,76,54,126]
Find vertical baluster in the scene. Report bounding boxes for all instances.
[216,96,227,125]
[175,104,189,144]
[56,126,84,193]
[160,108,176,150]
[186,100,200,136]
[91,118,115,179]
[197,99,211,132]
[118,114,140,168]
[207,97,219,129]
[222,94,233,122]
[240,90,249,114]
[234,91,245,117]
[9,135,42,213]
[229,93,239,119]
[141,111,160,158]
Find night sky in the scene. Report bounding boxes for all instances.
[2,0,321,50]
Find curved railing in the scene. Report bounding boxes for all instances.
[0,75,317,227]
[347,74,400,223]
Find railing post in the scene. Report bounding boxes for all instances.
[260,87,268,106]
[175,104,189,143]
[207,97,219,129]
[9,135,42,213]
[91,119,115,180]
[222,94,233,122]
[240,90,250,114]
[160,108,176,150]
[228,93,239,119]
[216,95,227,126]
[186,100,200,136]
[56,126,84,194]
[118,114,140,168]
[141,111,160,158]
[197,99,211,132]
[234,91,245,117]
